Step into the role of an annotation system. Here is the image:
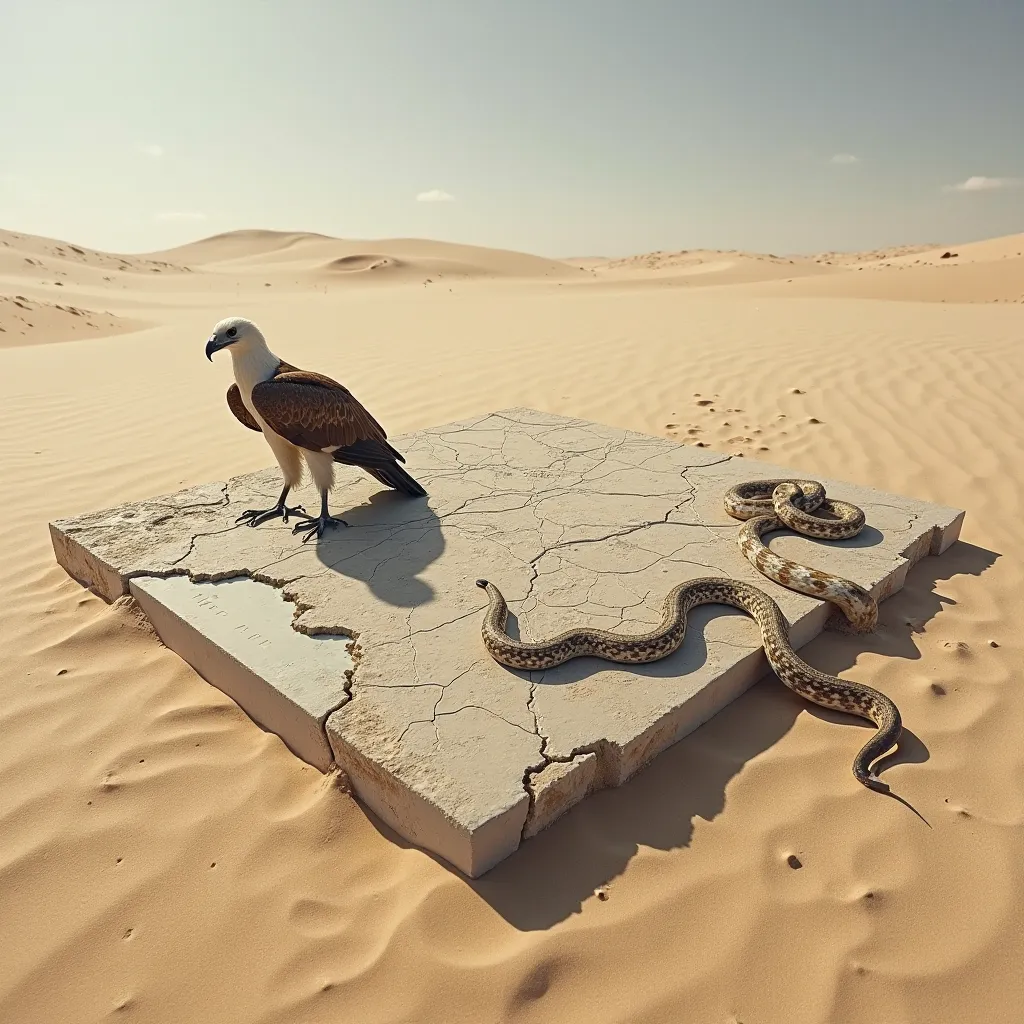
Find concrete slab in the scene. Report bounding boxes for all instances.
[50,408,965,877]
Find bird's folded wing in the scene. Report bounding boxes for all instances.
[331,436,407,467]
[226,384,262,432]
[250,371,390,451]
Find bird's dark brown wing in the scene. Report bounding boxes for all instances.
[250,371,392,452]
[226,384,262,432]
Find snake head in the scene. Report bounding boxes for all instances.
[475,579,489,589]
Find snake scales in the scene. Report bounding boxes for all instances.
[476,478,902,793]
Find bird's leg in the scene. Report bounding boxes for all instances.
[235,485,307,527]
[292,489,349,543]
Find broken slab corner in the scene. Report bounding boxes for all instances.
[523,752,601,840]
[325,707,534,878]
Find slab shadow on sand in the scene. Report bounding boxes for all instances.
[361,538,997,930]
[308,490,443,607]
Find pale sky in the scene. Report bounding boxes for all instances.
[3,0,1022,257]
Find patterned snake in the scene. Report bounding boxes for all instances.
[476,479,902,793]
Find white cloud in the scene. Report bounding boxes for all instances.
[153,211,207,222]
[947,175,1021,192]
[142,144,165,158]
[416,188,455,202]
[829,153,859,165]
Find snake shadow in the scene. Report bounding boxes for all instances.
[811,523,884,551]
[359,537,997,931]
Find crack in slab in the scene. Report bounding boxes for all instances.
[433,705,539,737]
[362,606,484,653]
[394,684,446,747]
[147,487,231,512]
[390,660,492,745]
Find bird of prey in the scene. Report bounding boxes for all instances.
[205,316,426,543]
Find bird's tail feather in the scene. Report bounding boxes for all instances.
[331,438,426,497]
[371,462,427,497]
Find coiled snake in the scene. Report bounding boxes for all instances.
[476,479,902,793]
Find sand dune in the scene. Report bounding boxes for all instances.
[810,243,942,267]
[323,253,403,273]
[768,258,1024,303]
[146,228,335,266]
[577,234,1024,301]
[587,247,836,287]
[741,232,1024,304]
[1,224,1023,1023]
[0,295,139,349]
[148,229,588,281]
[883,231,1024,266]
[1,227,190,277]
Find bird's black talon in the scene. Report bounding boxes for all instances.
[235,503,307,528]
[293,515,349,543]
[237,509,263,525]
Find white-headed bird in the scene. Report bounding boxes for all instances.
[206,316,426,543]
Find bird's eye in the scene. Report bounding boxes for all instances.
[226,327,237,338]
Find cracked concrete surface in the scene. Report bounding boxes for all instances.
[50,408,965,876]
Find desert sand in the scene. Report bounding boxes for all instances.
[1,224,1022,1024]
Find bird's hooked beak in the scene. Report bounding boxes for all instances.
[205,333,231,361]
